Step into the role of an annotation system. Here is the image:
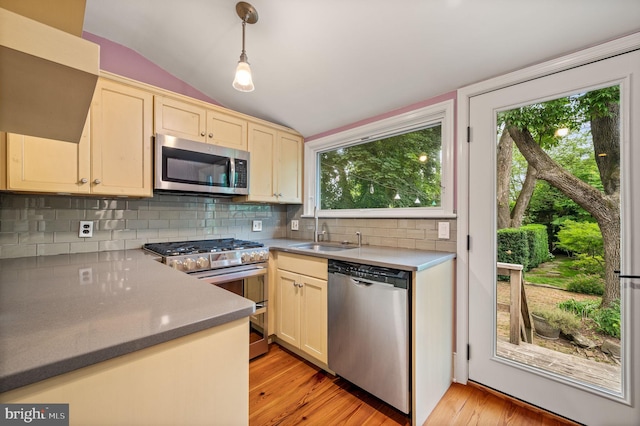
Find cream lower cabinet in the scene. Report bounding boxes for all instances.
[0,319,249,426]
[246,123,302,203]
[154,96,248,150]
[3,78,153,197]
[275,253,328,363]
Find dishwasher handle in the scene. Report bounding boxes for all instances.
[330,272,397,288]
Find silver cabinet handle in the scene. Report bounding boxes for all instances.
[80,178,88,184]
[93,179,101,185]
[273,193,278,197]
[200,131,206,136]
[208,133,213,138]
[278,193,283,197]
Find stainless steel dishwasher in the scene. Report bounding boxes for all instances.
[328,259,411,414]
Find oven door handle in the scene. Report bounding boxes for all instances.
[192,266,267,284]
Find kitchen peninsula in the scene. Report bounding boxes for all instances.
[0,250,254,425]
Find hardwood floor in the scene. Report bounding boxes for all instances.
[249,344,580,425]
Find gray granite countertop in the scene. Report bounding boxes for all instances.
[260,238,456,271]
[0,250,254,393]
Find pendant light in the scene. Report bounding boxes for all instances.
[232,2,258,92]
[394,192,401,200]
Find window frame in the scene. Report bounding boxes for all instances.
[303,99,455,218]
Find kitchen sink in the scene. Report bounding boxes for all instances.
[289,242,357,252]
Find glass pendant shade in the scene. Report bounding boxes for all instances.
[233,60,254,92]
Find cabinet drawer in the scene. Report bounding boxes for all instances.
[277,252,328,280]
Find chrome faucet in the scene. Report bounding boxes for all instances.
[314,207,325,242]
[355,231,362,247]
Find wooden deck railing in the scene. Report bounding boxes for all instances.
[497,262,532,344]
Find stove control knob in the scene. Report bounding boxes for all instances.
[250,251,258,261]
[170,260,183,271]
[241,252,251,263]
[183,258,196,271]
[196,256,210,269]
[259,250,269,260]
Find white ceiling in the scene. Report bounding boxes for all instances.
[83,0,640,138]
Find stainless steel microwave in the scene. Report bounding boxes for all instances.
[154,134,250,196]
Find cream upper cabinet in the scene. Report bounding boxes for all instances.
[275,253,328,363]
[246,123,303,204]
[2,78,152,197]
[4,118,91,193]
[154,96,207,142]
[155,96,248,150]
[206,110,248,150]
[90,78,153,197]
[276,130,303,203]
[247,123,277,202]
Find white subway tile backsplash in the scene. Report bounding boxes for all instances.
[285,205,456,254]
[1,192,455,259]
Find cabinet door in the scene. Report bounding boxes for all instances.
[247,123,277,202]
[6,118,91,193]
[299,275,328,363]
[276,131,303,204]
[206,110,247,150]
[154,96,207,142]
[91,79,153,197]
[276,269,301,348]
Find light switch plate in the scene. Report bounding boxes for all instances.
[438,221,450,239]
[252,220,262,232]
[291,220,299,231]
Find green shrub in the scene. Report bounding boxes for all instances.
[566,274,605,295]
[497,228,529,271]
[592,300,621,338]
[521,224,550,270]
[556,220,603,257]
[532,308,581,335]
[558,298,599,318]
[571,253,605,277]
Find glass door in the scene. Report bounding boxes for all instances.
[468,49,639,425]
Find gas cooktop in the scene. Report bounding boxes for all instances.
[143,239,264,257]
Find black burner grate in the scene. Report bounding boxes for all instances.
[143,239,263,256]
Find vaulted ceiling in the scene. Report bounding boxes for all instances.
[83,1,640,138]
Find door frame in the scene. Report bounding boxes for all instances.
[455,32,640,386]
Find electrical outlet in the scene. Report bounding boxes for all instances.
[252,220,263,232]
[78,267,93,285]
[79,221,94,238]
[438,221,450,239]
[291,220,299,231]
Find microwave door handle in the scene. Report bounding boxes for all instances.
[229,158,236,188]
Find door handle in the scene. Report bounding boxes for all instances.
[614,271,640,279]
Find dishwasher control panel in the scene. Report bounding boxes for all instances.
[328,260,410,289]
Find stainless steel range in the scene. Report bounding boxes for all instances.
[143,239,269,359]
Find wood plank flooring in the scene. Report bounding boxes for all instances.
[249,344,580,426]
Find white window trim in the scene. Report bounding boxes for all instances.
[303,99,455,218]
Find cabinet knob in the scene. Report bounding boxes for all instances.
[200,131,206,137]
[208,133,213,138]
[278,193,283,197]
[93,179,101,185]
[79,178,88,184]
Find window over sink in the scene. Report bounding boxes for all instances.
[303,99,455,218]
